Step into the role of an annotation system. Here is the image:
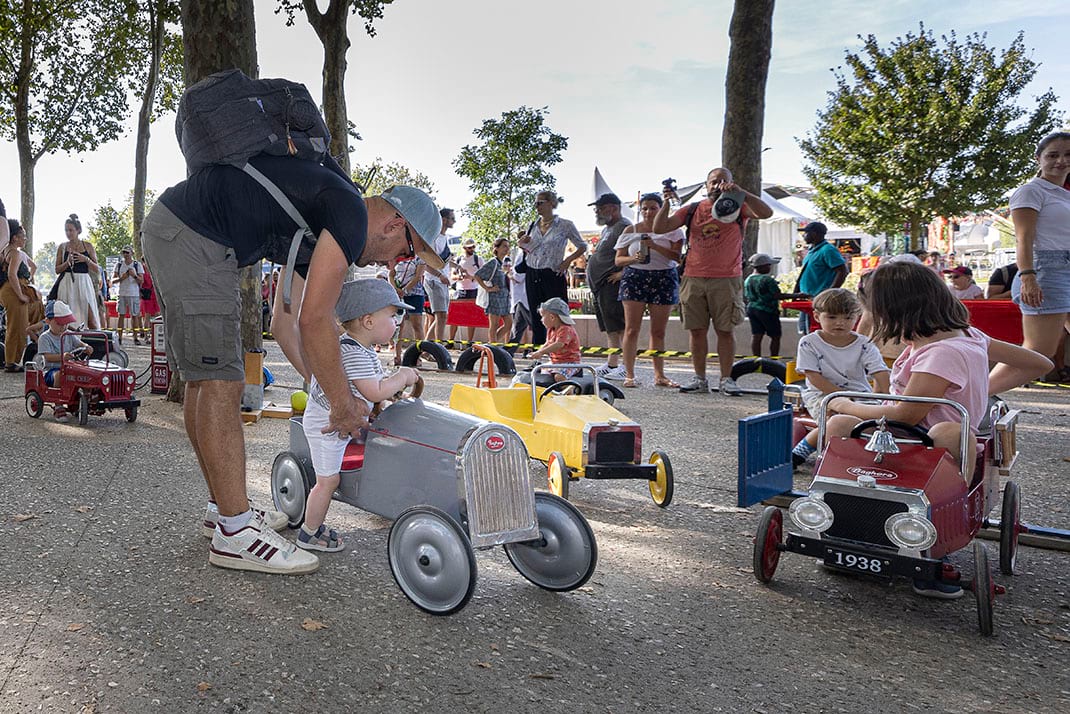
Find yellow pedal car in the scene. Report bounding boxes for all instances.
[449,358,673,507]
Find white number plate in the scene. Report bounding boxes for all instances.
[823,546,890,575]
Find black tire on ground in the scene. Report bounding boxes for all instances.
[125,404,138,423]
[25,391,43,419]
[402,340,453,370]
[973,542,995,636]
[78,391,89,426]
[454,344,516,376]
[730,357,787,383]
[999,481,1021,576]
[753,506,783,584]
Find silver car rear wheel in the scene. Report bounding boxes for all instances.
[271,452,311,529]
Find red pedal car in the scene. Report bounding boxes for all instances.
[740,390,1021,636]
[24,332,140,425]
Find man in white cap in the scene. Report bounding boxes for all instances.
[112,245,145,345]
[143,152,444,575]
[450,236,483,343]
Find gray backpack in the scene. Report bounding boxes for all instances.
[174,69,341,306]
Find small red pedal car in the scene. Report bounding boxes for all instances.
[24,332,140,425]
[740,390,1022,636]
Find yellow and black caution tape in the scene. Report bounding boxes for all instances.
[394,337,795,362]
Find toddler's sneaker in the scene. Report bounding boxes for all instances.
[203,501,288,538]
[593,363,612,378]
[911,579,964,600]
[209,512,319,575]
[601,365,627,381]
[678,375,709,393]
[719,377,743,396]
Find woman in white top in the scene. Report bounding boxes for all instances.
[1000,131,1070,380]
[614,193,685,387]
[54,214,101,329]
[516,190,586,344]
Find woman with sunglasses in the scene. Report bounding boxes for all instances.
[614,193,685,387]
[516,190,586,344]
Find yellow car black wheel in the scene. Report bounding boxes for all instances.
[547,451,570,500]
[648,450,674,508]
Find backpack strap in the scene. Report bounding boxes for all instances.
[242,163,314,309]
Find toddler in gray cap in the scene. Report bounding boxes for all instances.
[298,278,421,553]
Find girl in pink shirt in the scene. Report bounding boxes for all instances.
[826,262,1051,480]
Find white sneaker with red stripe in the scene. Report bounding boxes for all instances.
[209,512,319,575]
[202,501,288,538]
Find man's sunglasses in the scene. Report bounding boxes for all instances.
[397,213,415,258]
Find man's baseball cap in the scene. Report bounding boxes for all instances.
[538,297,574,325]
[380,185,445,271]
[798,221,828,236]
[121,245,133,254]
[335,278,412,323]
[588,193,621,207]
[713,190,745,223]
[462,237,476,247]
[45,300,77,325]
[943,266,973,277]
[748,253,781,267]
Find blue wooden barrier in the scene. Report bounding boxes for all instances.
[737,379,794,507]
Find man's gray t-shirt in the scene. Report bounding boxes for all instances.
[114,260,144,297]
[585,217,632,288]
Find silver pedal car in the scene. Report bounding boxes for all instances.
[270,379,598,615]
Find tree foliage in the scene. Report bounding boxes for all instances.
[33,241,57,290]
[276,1,394,174]
[87,190,158,261]
[453,106,568,243]
[799,25,1062,248]
[0,0,142,251]
[351,157,436,198]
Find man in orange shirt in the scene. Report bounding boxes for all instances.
[654,167,772,395]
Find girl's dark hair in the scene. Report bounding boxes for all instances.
[492,237,510,249]
[66,213,82,233]
[639,192,663,207]
[1036,131,1070,156]
[864,262,969,343]
[7,218,21,237]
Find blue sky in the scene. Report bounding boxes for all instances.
[1,0,1067,247]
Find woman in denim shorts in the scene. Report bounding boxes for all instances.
[1002,131,1070,384]
[613,193,685,388]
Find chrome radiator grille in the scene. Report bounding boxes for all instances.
[462,426,539,547]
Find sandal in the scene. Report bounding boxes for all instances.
[296,524,345,552]
[654,377,679,388]
[622,377,639,388]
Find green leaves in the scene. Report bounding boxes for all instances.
[453,106,568,243]
[351,157,436,199]
[798,24,1062,247]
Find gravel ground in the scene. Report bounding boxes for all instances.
[0,340,1067,713]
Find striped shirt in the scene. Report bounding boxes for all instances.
[309,335,384,411]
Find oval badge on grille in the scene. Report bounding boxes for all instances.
[484,433,506,452]
[847,466,898,480]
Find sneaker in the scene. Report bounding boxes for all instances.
[911,579,964,600]
[593,363,612,378]
[678,375,709,393]
[792,452,807,468]
[209,512,319,575]
[203,502,289,538]
[601,365,627,381]
[719,377,743,396]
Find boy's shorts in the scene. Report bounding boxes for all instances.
[302,399,365,477]
[746,306,781,337]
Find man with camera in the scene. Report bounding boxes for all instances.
[586,193,632,381]
[653,167,772,396]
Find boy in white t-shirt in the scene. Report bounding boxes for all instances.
[298,279,420,552]
[791,288,890,467]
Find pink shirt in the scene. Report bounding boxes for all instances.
[546,324,581,365]
[673,200,749,278]
[890,327,991,433]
